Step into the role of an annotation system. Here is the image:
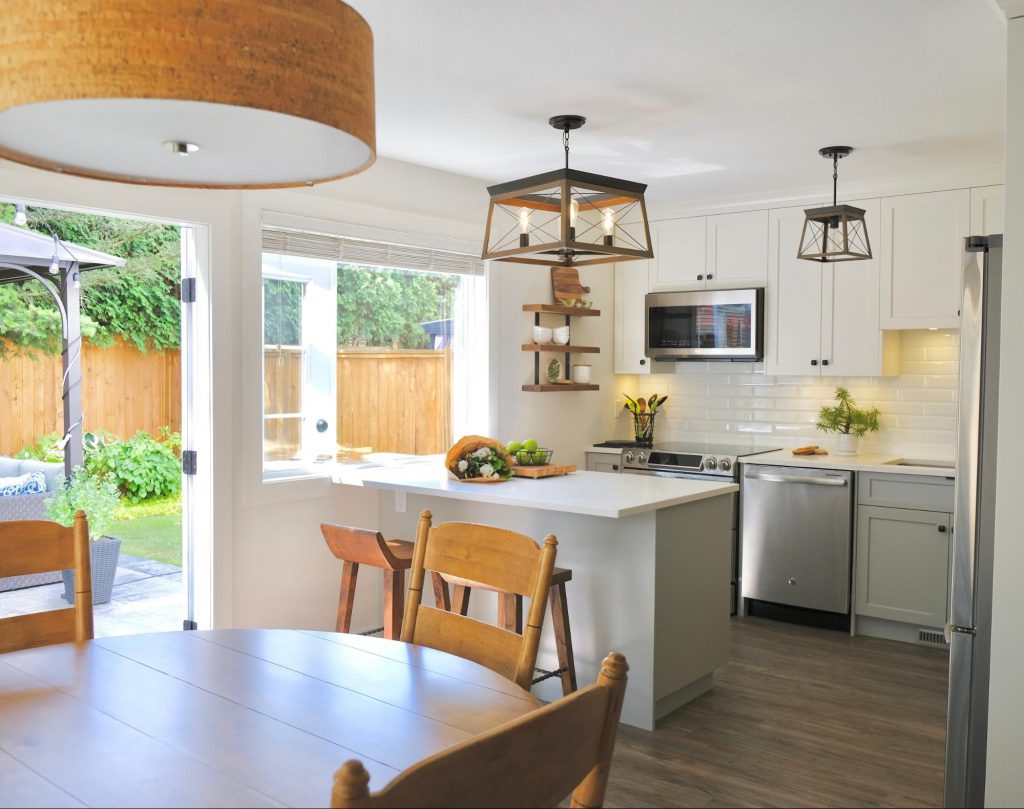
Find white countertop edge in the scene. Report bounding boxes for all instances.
[740,450,956,478]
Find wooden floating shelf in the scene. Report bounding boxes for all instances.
[521,344,600,354]
[521,383,601,392]
[523,304,601,317]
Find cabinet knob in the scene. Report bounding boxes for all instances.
[811,359,818,366]
[938,525,947,533]
[639,359,646,366]
[822,359,830,366]
[612,464,619,471]
[697,274,704,281]
[707,273,714,280]
[787,578,797,586]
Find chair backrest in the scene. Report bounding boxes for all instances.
[400,509,557,690]
[321,523,405,569]
[0,511,93,653]
[330,651,629,809]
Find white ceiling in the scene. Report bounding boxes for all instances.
[348,0,1007,206]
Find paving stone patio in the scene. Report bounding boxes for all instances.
[0,554,184,638]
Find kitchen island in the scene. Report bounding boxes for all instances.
[335,462,736,730]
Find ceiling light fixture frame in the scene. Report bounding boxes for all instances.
[481,115,653,267]
[797,146,873,263]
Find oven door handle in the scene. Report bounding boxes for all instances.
[743,471,848,487]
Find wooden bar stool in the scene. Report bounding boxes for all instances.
[321,523,413,640]
[432,566,578,695]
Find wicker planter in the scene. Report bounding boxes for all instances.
[62,536,121,606]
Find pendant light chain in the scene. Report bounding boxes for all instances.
[832,153,839,206]
[563,127,571,170]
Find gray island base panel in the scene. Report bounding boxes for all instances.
[339,466,735,730]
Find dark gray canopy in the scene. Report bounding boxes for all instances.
[0,221,124,284]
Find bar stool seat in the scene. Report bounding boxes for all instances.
[431,565,577,695]
[321,523,413,640]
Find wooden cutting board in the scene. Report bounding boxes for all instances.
[513,463,577,478]
[551,266,590,303]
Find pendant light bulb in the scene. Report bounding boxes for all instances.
[519,207,530,234]
[13,203,27,227]
[603,209,614,236]
[569,199,579,228]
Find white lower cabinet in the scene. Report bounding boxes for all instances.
[855,505,951,627]
[585,452,622,473]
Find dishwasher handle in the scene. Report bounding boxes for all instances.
[744,470,849,487]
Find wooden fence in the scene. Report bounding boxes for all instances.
[0,340,451,459]
[263,347,452,460]
[0,339,181,457]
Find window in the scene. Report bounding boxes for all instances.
[261,226,487,479]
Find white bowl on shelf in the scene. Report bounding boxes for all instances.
[552,325,571,345]
[532,325,553,344]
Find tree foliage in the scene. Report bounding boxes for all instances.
[0,203,181,356]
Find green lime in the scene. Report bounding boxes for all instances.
[516,450,532,464]
[523,438,539,452]
[532,450,548,464]
[507,441,522,454]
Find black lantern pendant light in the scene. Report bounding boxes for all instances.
[797,146,872,262]
[481,115,653,266]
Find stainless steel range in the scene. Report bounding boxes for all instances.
[620,440,781,613]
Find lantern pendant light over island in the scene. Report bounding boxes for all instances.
[482,115,653,267]
[797,146,872,263]
[0,0,375,189]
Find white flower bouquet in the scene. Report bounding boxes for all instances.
[445,435,515,483]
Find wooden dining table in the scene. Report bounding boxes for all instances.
[0,629,541,808]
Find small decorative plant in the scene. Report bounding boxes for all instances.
[816,387,880,437]
[445,436,515,481]
[45,467,121,539]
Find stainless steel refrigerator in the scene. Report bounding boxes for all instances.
[945,234,1002,808]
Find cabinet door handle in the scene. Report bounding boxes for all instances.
[697,274,704,281]
[811,359,818,366]
[640,359,646,366]
[612,464,619,471]
[822,359,830,366]
[938,525,947,533]
[707,273,714,280]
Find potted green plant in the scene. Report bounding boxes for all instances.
[45,467,122,605]
[816,386,881,455]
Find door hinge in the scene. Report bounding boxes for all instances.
[182,449,198,475]
[180,277,196,303]
[183,619,198,631]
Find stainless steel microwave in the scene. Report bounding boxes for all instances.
[645,288,764,361]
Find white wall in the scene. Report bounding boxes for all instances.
[610,330,959,457]
[986,14,1024,808]
[0,155,488,632]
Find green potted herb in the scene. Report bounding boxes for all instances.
[816,386,880,455]
[46,467,122,605]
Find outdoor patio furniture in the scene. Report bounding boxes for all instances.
[0,456,65,592]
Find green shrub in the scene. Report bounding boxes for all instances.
[16,432,64,463]
[86,430,181,504]
[46,467,120,539]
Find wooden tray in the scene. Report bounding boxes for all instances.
[512,463,577,479]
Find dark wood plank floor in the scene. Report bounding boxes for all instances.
[603,617,949,808]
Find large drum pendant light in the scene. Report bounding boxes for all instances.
[797,146,872,262]
[0,0,375,189]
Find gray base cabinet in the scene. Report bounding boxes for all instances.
[585,452,621,473]
[856,507,951,626]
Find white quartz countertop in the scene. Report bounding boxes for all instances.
[335,462,737,519]
[740,450,956,478]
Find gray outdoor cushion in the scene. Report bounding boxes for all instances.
[0,456,64,492]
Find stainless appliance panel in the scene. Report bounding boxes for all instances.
[945,629,988,808]
[645,288,764,361]
[741,466,853,614]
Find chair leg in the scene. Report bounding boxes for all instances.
[452,585,471,616]
[383,569,405,640]
[550,581,578,695]
[498,592,523,633]
[431,572,451,611]
[337,561,359,633]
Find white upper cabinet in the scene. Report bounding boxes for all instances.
[970,185,1004,236]
[766,205,824,376]
[767,200,899,378]
[614,260,654,375]
[705,210,769,288]
[648,217,706,291]
[879,189,970,329]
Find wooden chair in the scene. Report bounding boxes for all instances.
[401,509,557,691]
[0,511,93,654]
[330,651,628,809]
[433,566,578,695]
[321,523,414,640]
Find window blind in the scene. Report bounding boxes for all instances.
[262,226,485,277]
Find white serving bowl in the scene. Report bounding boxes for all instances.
[533,325,553,344]
[552,325,571,345]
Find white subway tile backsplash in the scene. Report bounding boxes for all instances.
[618,330,958,457]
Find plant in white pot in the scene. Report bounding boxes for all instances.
[816,386,881,455]
[46,467,122,605]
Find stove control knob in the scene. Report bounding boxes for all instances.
[718,458,732,472]
[637,451,648,464]
[625,452,635,464]
[703,457,718,470]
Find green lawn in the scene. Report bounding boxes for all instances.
[111,496,182,568]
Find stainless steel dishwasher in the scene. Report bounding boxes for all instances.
[741,465,853,616]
